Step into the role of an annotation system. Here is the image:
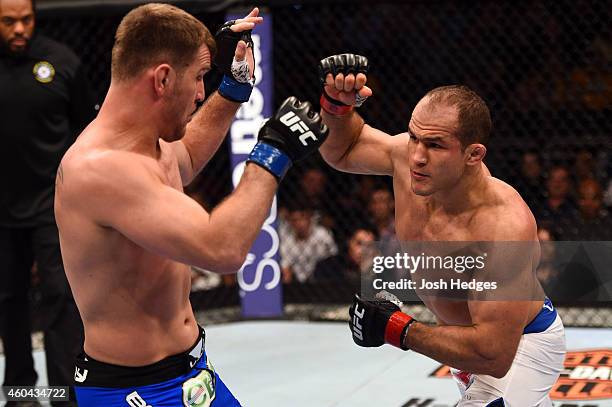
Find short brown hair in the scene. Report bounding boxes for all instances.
[111,3,216,81]
[425,85,492,146]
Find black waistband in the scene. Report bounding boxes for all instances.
[74,325,205,388]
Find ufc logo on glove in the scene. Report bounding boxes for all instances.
[352,304,365,340]
[279,111,318,146]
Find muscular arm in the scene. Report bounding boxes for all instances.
[320,110,398,176]
[404,211,539,378]
[72,154,276,273]
[171,92,241,185]
[405,301,528,377]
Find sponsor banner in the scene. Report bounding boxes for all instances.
[226,10,283,317]
[551,349,612,401]
[430,348,612,404]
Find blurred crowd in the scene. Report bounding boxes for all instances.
[190,145,612,301]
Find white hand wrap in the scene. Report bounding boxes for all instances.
[355,92,369,107]
[231,57,253,84]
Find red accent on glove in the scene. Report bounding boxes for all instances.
[454,370,474,387]
[384,311,414,348]
[320,93,353,116]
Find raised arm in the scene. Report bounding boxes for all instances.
[175,92,243,184]
[63,96,327,274]
[320,112,398,176]
[317,54,399,176]
[174,8,263,185]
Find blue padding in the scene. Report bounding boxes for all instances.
[523,297,557,334]
[247,142,292,181]
[218,75,253,103]
[485,397,505,406]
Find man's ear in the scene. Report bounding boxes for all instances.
[153,64,174,96]
[465,143,487,166]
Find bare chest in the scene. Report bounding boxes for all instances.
[394,182,477,242]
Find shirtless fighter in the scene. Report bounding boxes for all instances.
[318,54,566,406]
[54,4,327,406]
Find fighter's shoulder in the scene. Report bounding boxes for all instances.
[60,145,158,200]
[474,177,537,240]
[388,132,409,157]
[388,131,409,146]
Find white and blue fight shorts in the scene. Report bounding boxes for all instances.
[451,298,566,406]
[74,326,241,406]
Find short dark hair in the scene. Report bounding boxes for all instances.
[350,224,378,240]
[424,85,492,147]
[111,3,216,81]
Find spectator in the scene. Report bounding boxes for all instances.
[538,166,577,236]
[536,226,559,294]
[333,175,376,236]
[573,148,597,183]
[545,180,606,301]
[280,205,337,283]
[0,0,94,403]
[314,226,377,282]
[559,179,612,240]
[368,187,396,244]
[299,167,336,229]
[511,150,546,214]
[301,167,327,209]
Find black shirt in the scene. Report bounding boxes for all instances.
[0,34,95,227]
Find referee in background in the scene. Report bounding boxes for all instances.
[0,0,95,405]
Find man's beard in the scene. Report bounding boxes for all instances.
[1,38,30,57]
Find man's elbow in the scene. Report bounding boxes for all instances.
[474,342,515,378]
[199,248,246,275]
[488,361,512,379]
[482,353,514,378]
[320,148,348,172]
[217,251,246,274]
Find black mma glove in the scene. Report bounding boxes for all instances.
[318,53,369,115]
[349,294,415,350]
[247,97,329,181]
[214,20,255,103]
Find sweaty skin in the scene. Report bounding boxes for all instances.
[320,76,544,378]
[55,10,267,366]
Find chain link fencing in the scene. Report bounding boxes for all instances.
[33,0,611,328]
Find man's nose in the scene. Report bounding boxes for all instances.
[13,21,25,35]
[412,143,428,166]
[196,82,205,103]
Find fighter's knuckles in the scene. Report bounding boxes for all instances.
[344,74,356,92]
[334,73,345,90]
[355,73,367,89]
[319,54,370,113]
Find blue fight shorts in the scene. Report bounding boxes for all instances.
[523,297,557,334]
[453,297,565,406]
[74,326,241,406]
